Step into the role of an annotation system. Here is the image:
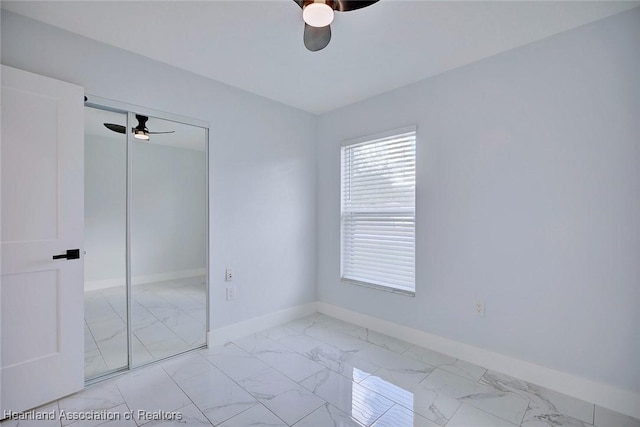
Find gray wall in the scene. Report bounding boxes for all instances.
[1,10,318,329]
[317,8,640,393]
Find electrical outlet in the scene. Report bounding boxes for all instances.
[226,286,235,301]
[225,268,233,282]
[475,300,485,317]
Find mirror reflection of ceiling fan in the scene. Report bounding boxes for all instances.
[294,0,379,51]
[104,114,175,140]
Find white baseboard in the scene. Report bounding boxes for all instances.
[207,302,318,347]
[318,302,640,420]
[84,268,206,291]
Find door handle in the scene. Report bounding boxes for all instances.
[52,249,80,260]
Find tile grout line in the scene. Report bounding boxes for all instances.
[442,399,463,427]
[518,401,530,426]
[156,359,216,426]
[86,340,110,377]
[204,337,349,426]
[169,350,266,425]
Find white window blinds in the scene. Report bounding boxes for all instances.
[341,128,416,294]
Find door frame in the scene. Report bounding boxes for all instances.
[84,95,211,381]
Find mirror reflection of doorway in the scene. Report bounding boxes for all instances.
[83,105,208,380]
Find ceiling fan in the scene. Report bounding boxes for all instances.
[104,114,175,140]
[294,0,379,51]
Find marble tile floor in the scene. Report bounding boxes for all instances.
[84,276,207,379]
[5,313,639,427]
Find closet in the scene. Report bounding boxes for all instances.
[83,99,209,380]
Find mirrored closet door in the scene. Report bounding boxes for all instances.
[130,117,207,366]
[84,107,128,378]
[83,103,208,380]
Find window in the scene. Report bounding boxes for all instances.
[341,127,416,294]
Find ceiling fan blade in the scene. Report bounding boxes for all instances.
[104,123,126,134]
[147,131,175,135]
[335,0,379,12]
[304,23,331,52]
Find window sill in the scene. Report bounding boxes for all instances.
[341,278,415,297]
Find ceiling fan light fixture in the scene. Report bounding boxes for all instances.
[303,1,334,28]
[133,128,149,140]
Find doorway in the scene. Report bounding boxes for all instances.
[83,99,209,380]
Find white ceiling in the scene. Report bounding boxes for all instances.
[3,1,638,114]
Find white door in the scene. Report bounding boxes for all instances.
[1,65,85,414]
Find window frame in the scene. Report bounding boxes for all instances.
[340,125,417,296]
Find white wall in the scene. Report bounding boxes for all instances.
[84,134,126,284]
[317,7,640,394]
[84,133,207,286]
[130,139,207,278]
[0,10,318,329]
